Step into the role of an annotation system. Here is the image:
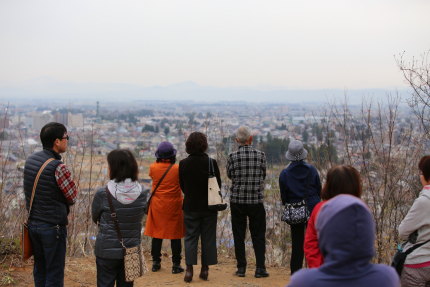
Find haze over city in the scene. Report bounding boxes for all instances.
[1,2,430,286]
[1,0,429,103]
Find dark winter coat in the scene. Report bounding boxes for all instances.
[179,153,221,213]
[279,160,321,213]
[24,149,70,225]
[91,185,147,259]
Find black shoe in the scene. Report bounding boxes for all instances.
[152,262,161,272]
[235,267,246,277]
[172,263,184,274]
[184,265,193,283]
[199,265,209,280]
[255,268,269,278]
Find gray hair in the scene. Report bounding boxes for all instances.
[236,126,251,144]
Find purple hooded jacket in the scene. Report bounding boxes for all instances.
[287,194,399,287]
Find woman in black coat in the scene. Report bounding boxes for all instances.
[179,132,221,283]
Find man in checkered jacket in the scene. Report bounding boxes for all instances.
[24,122,78,287]
[227,126,269,279]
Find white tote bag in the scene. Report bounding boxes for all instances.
[207,158,227,211]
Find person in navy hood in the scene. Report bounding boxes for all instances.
[287,194,400,287]
[279,139,321,274]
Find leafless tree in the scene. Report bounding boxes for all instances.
[327,95,424,263]
[397,51,430,135]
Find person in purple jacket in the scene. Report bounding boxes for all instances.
[287,194,400,287]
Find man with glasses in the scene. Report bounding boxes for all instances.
[24,122,78,287]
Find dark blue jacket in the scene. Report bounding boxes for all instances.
[279,160,321,213]
[287,195,400,287]
[24,149,70,225]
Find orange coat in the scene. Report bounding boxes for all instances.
[144,162,185,239]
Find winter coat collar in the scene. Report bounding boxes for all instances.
[43,148,62,160]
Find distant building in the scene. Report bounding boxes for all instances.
[0,116,9,129]
[54,111,68,125]
[68,113,84,128]
[32,111,53,131]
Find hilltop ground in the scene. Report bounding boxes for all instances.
[1,255,290,287]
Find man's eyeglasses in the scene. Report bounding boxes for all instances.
[61,135,70,141]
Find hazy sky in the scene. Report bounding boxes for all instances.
[1,0,429,90]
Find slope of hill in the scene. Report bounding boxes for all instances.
[3,255,290,287]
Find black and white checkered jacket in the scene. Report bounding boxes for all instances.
[227,145,266,204]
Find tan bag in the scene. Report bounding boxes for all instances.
[21,223,32,261]
[21,158,54,261]
[207,158,227,211]
[124,245,148,282]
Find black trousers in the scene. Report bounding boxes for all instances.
[96,257,133,287]
[290,223,306,274]
[231,203,266,269]
[151,238,182,264]
[184,211,218,266]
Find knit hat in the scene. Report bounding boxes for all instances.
[285,140,308,161]
[155,141,176,159]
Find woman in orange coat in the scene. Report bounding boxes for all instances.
[144,141,185,274]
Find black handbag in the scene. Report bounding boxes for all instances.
[391,239,430,276]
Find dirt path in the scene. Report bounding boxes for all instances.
[4,256,290,286]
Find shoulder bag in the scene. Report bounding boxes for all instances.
[392,194,430,275]
[207,158,227,211]
[144,163,174,215]
[105,188,148,282]
[391,238,430,276]
[21,158,55,261]
[281,169,311,225]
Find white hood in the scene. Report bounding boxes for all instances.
[107,178,142,205]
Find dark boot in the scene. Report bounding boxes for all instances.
[151,261,161,272]
[151,238,162,272]
[199,265,209,281]
[184,265,193,283]
[235,266,246,277]
[255,267,269,278]
[172,263,184,274]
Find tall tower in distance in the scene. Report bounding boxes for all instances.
[96,101,100,118]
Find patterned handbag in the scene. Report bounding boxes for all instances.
[281,199,310,225]
[280,169,312,225]
[105,188,148,282]
[124,245,148,282]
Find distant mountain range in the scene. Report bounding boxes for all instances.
[0,79,410,105]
